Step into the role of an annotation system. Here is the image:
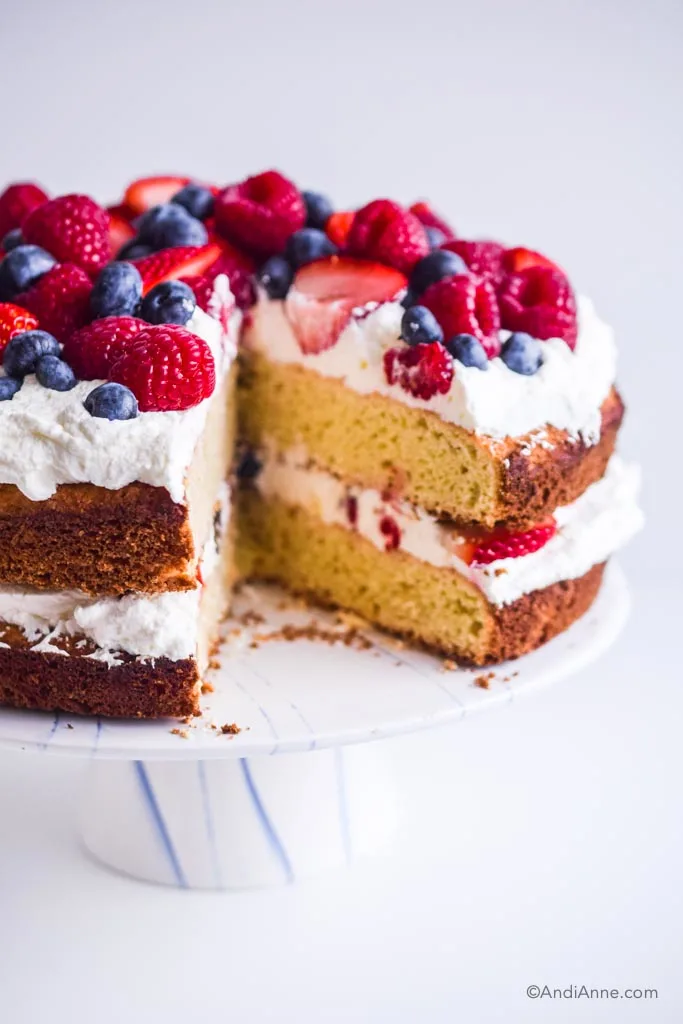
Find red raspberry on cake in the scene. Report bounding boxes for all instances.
[347,199,430,274]
[109,324,216,412]
[442,240,506,288]
[0,182,49,237]
[15,263,92,342]
[62,316,148,380]
[498,266,578,349]
[214,170,305,258]
[383,341,454,400]
[22,195,111,277]
[409,201,456,243]
[453,519,557,565]
[0,303,39,356]
[421,274,501,358]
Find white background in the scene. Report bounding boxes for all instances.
[1,0,681,1020]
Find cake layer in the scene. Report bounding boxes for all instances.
[237,491,606,665]
[239,350,624,527]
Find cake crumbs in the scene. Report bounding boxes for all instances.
[201,680,216,694]
[474,672,495,690]
[170,727,189,739]
[239,609,265,627]
[66,723,74,730]
[252,621,372,651]
[220,722,241,735]
[442,659,457,672]
[494,567,508,577]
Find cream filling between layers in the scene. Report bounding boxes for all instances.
[253,450,643,606]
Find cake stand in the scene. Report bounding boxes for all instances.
[0,563,629,890]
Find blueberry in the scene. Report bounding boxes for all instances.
[0,245,56,301]
[236,449,262,480]
[84,382,139,421]
[171,183,214,221]
[445,333,489,370]
[400,305,444,346]
[35,355,77,392]
[3,330,60,378]
[285,228,337,268]
[136,203,208,249]
[302,190,334,230]
[139,280,196,326]
[116,239,153,261]
[400,287,418,309]
[425,226,447,249]
[501,332,543,375]
[0,377,22,401]
[257,255,294,299]
[408,249,468,297]
[90,262,143,319]
[2,228,24,252]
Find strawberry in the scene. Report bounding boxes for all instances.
[22,195,110,277]
[502,246,561,275]
[15,264,92,342]
[498,266,577,349]
[409,201,456,243]
[347,199,430,274]
[132,243,221,293]
[326,211,355,249]
[107,204,136,256]
[383,342,453,400]
[453,519,557,566]
[0,303,39,357]
[0,182,49,238]
[123,175,190,215]
[109,325,216,412]
[214,170,305,257]
[182,241,255,312]
[442,240,505,288]
[62,316,147,380]
[421,274,501,358]
[285,256,407,355]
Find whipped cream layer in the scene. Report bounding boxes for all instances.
[245,292,617,443]
[254,450,643,605]
[0,276,239,502]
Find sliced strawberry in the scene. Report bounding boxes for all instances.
[326,211,355,249]
[451,518,557,566]
[132,243,221,293]
[0,303,39,357]
[284,256,407,355]
[108,209,136,256]
[502,246,561,275]
[123,175,190,215]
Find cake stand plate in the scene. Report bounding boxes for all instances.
[0,563,629,889]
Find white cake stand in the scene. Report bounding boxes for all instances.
[0,563,629,889]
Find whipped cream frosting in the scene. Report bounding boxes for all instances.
[0,277,239,503]
[254,450,643,605]
[245,292,617,443]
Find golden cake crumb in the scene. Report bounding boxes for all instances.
[220,722,241,735]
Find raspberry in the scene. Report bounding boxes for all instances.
[0,182,49,238]
[0,303,39,357]
[383,342,453,400]
[442,240,505,287]
[15,264,92,342]
[498,267,577,349]
[22,195,110,277]
[348,199,430,274]
[409,201,456,244]
[471,520,557,565]
[421,274,501,358]
[379,515,401,551]
[62,316,147,380]
[109,325,216,412]
[214,170,305,257]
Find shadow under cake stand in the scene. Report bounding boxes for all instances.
[0,563,629,890]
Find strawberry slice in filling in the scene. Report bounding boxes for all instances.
[449,518,557,566]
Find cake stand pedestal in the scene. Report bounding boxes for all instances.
[0,564,629,890]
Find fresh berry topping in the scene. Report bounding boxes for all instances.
[62,316,147,380]
[421,274,501,358]
[0,377,21,401]
[347,199,430,274]
[140,280,196,326]
[326,211,355,249]
[124,175,191,215]
[303,190,334,230]
[84,382,139,421]
[107,207,136,256]
[236,449,263,480]
[109,325,216,412]
[346,495,358,526]
[285,228,337,268]
[409,201,456,244]
[2,228,24,252]
[171,183,215,221]
[467,520,557,565]
[498,267,577,349]
[214,170,305,257]
[257,255,294,299]
[379,515,401,551]
[132,243,221,293]
[0,182,49,238]
[0,245,56,301]
[408,249,468,297]
[181,241,255,313]
[15,264,92,342]
[383,341,453,400]
[500,331,544,375]
[136,203,208,250]
[22,195,110,277]
[425,227,445,249]
[442,240,506,288]
[400,305,444,346]
[35,354,77,392]
[285,256,407,355]
[116,239,153,261]
[0,303,39,356]
[90,262,143,319]
[3,329,60,377]
[502,246,560,275]
[445,333,489,370]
